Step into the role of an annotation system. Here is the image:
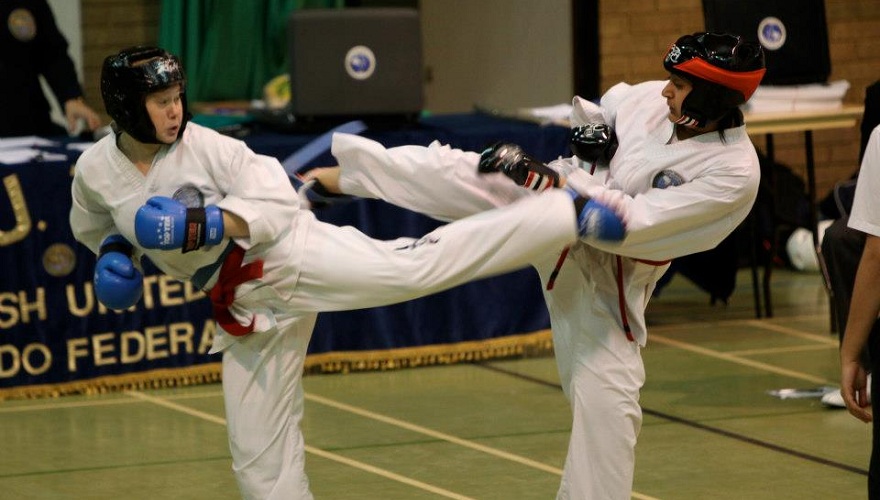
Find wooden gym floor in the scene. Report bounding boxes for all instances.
[0,268,869,499]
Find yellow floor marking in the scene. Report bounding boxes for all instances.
[729,343,836,356]
[305,446,476,500]
[743,319,839,344]
[650,318,835,344]
[650,334,831,385]
[0,397,136,413]
[125,390,475,499]
[306,392,563,475]
[125,390,226,425]
[306,393,662,500]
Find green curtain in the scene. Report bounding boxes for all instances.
[158,0,343,102]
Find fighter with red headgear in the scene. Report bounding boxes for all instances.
[663,32,766,129]
[303,31,767,499]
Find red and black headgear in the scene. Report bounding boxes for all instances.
[663,32,766,128]
[101,46,190,144]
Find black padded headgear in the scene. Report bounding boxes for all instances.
[663,32,766,128]
[101,46,190,144]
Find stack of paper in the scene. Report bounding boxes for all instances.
[744,80,850,113]
[518,103,574,125]
[0,136,91,165]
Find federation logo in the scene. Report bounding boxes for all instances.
[344,45,376,80]
[172,185,205,208]
[757,17,786,51]
[8,8,37,42]
[652,170,685,189]
[43,243,76,277]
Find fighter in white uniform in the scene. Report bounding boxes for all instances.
[68,47,627,499]
[306,33,766,499]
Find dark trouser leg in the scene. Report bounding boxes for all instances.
[828,216,880,496]
[822,216,867,355]
[869,330,880,499]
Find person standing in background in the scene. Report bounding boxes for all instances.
[838,124,880,499]
[1,0,101,137]
[305,31,766,499]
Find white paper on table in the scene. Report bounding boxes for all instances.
[0,148,68,164]
[743,80,851,113]
[521,103,575,123]
[0,136,58,150]
[66,142,96,152]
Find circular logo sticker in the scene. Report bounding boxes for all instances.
[344,45,376,80]
[652,169,685,189]
[757,17,786,51]
[43,243,76,277]
[8,8,37,42]
[173,185,205,208]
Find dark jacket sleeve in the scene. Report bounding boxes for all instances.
[31,0,84,104]
[0,0,83,135]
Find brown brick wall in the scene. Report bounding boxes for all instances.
[79,0,160,124]
[600,0,880,200]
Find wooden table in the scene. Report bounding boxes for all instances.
[745,105,864,135]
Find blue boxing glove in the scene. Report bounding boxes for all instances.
[577,199,627,241]
[135,196,224,252]
[565,187,626,241]
[94,235,143,310]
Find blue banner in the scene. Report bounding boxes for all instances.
[0,155,218,394]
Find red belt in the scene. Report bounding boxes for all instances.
[209,246,264,336]
[547,249,671,343]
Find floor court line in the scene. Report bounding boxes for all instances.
[2,387,659,496]
[742,319,839,344]
[4,313,839,498]
[306,393,563,475]
[304,446,476,500]
[0,455,231,480]
[126,390,226,425]
[305,393,662,500]
[650,318,837,345]
[0,397,137,413]
[1,389,657,498]
[649,333,832,385]
[728,343,836,356]
[0,389,225,414]
[477,363,869,477]
[638,406,869,476]
[125,390,475,499]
